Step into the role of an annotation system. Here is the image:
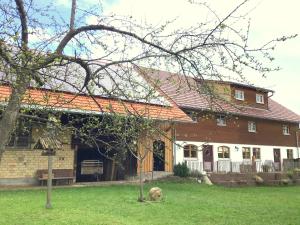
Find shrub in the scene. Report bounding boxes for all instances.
[173,163,189,177]
[286,170,294,179]
[293,168,300,173]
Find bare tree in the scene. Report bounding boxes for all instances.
[0,0,295,158]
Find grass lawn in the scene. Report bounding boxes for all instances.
[0,181,299,225]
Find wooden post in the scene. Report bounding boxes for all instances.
[45,150,53,209]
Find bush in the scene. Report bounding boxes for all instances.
[173,163,189,177]
[286,170,294,179]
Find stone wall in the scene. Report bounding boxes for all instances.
[0,124,74,185]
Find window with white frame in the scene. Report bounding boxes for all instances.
[242,147,251,159]
[216,115,226,126]
[252,148,261,160]
[256,94,264,104]
[218,146,230,159]
[287,149,293,159]
[248,121,256,132]
[282,125,290,135]
[183,144,198,158]
[235,90,244,101]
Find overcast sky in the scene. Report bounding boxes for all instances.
[56,0,300,115]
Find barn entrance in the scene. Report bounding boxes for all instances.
[76,147,105,182]
[153,140,165,171]
[75,145,137,182]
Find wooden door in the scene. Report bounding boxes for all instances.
[273,148,281,171]
[153,140,165,171]
[203,145,213,172]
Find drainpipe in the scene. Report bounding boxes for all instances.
[296,129,299,159]
[172,124,176,166]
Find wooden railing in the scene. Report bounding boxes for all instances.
[184,159,300,173]
[185,160,203,172]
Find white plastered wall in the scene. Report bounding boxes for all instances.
[175,140,299,165]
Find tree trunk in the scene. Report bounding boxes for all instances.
[45,154,53,209]
[138,159,144,202]
[110,159,115,181]
[0,76,29,160]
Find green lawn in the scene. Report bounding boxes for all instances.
[0,181,299,225]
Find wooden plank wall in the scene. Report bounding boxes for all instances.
[137,122,174,173]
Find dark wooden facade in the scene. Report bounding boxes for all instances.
[175,113,299,147]
[231,85,269,109]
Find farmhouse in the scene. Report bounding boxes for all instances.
[1,66,300,186]
[0,84,191,185]
[143,68,300,173]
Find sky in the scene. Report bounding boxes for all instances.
[54,0,300,115]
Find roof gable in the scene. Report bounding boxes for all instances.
[142,69,300,123]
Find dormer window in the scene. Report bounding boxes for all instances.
[216,115,226,126]
[282,125,290,135]
[235,90,244,101]
[186,111,197,122]
[256,94,264,104]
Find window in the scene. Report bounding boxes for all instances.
[235,90,244,101]
[218,146,230,159]
[153,140,165,155]
[216,115,226,126]
[282,125,290,135]
[256,94,264,104]
[252,148,261,160]
[242,147,251,159]
[248,121,256,132]
[287,149,293,159]
[186,111,197,122]
[183,144,198,158]
[7,121,31,148]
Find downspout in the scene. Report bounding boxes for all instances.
[296,129,299,159]
[172,123,176,167]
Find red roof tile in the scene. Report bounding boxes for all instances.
[0,85,192,123]
[143,69,300,123]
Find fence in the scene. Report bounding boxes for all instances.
[184,159,300,173]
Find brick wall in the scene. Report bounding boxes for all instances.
[0,124,74,181]
[0,146,74,179]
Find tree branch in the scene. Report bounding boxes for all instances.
[56,24,175,55]
[15,0,28,48]
[69,0,76,31]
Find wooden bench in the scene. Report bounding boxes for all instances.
[36,169,74,186]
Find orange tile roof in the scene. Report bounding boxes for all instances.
[0,85,192,123]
